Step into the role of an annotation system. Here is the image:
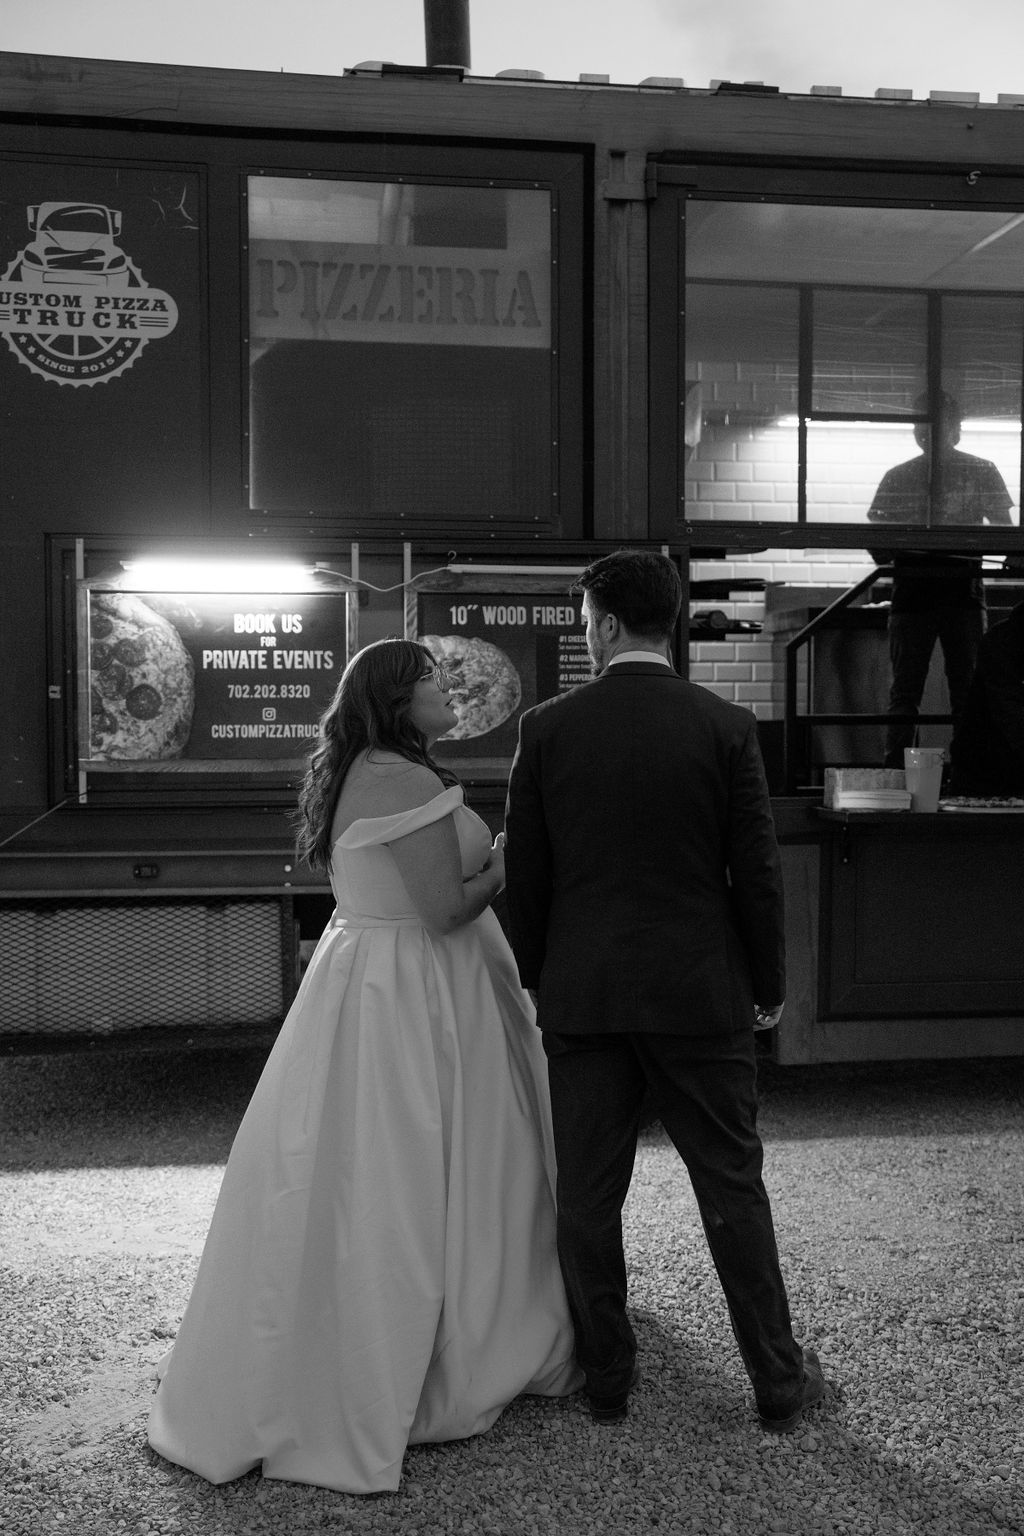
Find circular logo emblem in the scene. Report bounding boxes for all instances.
[0,202,178,387]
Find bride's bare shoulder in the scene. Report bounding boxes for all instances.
[333,751,450,832]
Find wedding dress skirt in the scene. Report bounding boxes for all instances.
[148,787,581,1493]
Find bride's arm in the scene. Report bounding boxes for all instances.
[388,817,504,934]
[368,764,503,934]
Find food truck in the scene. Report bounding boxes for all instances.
[2,21,1023,1062]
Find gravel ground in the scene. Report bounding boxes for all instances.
[1,1046,1022,1536]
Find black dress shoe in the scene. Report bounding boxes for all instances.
[758,1347,825,1433]
[587,1365,641,1424]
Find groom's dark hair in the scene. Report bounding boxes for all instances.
[572,549,682,639]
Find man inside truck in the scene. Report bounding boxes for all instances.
[867,392,1014,767]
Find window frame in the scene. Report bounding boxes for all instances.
[237,143,586,538]
[649,160,1024,554]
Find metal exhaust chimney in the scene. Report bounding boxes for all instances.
[424,0,471,69]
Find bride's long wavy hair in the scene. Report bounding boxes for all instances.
[295,638,459,871]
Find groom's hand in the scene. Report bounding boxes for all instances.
[753,1001,784,1030]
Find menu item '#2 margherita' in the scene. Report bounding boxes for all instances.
[89,592,195,760]
[420,633,522,740]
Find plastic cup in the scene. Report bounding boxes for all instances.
[903,747,945,813]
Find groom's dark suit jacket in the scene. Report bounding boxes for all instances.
[504,662,785,1036]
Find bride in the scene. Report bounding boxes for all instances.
[148,638,581,1494]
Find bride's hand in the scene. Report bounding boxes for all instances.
[483,832,506,887]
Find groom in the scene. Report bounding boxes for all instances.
[504,548,825,1432]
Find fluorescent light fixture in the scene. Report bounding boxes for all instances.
[119,559,316,592]
[775,415,1021,433]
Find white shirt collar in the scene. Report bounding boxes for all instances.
[606,649,673,668]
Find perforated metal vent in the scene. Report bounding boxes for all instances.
[0,898,286,1039]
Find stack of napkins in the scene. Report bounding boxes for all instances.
[823,767,912,811]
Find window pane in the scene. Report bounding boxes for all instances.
[812,290,927,415]
[683,199,1024,525]
[943,294,1023,516]
[247,177,552,519]
[862,419,1014,532]
[683,283,798,521]
[806,420,920,524]
[806,414,1020,528]
[687,200,1024,290]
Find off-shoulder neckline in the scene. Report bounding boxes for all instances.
[331,784,464,851]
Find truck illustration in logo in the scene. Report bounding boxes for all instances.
[0,200,179,385]
[21,202,132,286]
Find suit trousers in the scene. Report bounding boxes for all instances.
[542,1028,805,1416]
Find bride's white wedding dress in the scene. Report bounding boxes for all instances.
[147,786,581,1494]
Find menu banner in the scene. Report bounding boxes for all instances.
[416,590,588,760]
[83,588,348,768]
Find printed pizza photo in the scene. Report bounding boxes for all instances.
[420,634,522,740]
[88,592,196,760]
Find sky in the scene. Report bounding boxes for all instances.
[3,0,1024,103]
